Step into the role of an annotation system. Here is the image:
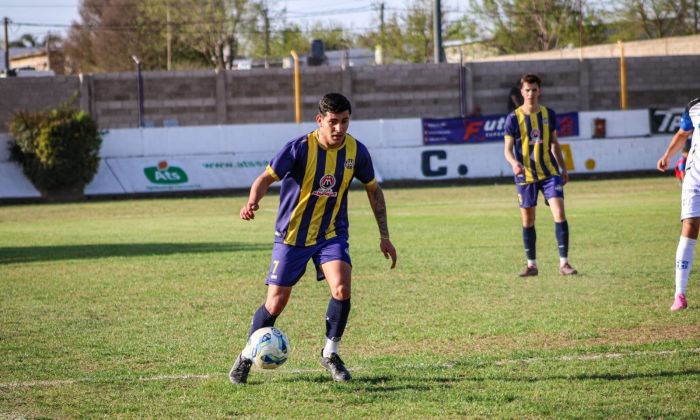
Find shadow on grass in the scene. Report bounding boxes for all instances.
[279,372,454,393]
[536,368,700,382]
[276,367,700,392]
[0,242,269,264]
[447,363,700,383]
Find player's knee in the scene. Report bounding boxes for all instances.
[682,219,700,239]
[331,285,351,300]
[264,299,288,316]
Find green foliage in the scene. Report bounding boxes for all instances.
[0,178,699,417]
[469,0,609,54]
[357,0,437,64]
[8,104,102,193]
[610,0,699,40]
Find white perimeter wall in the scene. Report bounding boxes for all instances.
[0,110,677,198]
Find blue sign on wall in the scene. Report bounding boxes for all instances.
[422,112,579,145]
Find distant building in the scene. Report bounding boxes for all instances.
[0,47,65,75]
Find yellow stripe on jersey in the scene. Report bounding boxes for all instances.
[266,165,280,181]
[529,108,546,180]
[516,109,534,183]
[325,135,358,241]
[284,131,318,245]
[305,139,341,246]
[540,106,559,175]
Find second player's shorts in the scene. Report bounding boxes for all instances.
[516,176,564,208]
[680,180,700,220]
[266,236,352,287]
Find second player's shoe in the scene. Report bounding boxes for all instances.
[670,293,688,311]
[229,353,253,384]
[320,350,352,382]
[559,263,578,276]
[518,265,538,277]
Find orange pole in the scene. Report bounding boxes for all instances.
[290,50,301,123]
[618,40,628,110]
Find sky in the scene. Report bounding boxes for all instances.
[0,0,467,43]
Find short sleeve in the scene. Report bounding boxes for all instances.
[354,142,376,185]
[548,108,558,134]
[680,111,694,132]
[504,113,518,140]
[268,139,299,180]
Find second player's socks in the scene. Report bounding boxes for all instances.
[523,226,537,263]
[555,220,569,258]
[675,236,696,295]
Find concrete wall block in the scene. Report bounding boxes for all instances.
[2,55,699,132]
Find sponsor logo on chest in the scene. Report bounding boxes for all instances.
[528,128,543,145]
[313,174,338,197]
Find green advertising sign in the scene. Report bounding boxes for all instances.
[144,161,188,184]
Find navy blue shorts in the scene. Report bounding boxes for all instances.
[266,236,352,287]
[516,176,564,208]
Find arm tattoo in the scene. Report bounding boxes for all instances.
[370,187,390,239]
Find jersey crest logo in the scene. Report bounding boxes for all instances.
[313,174,338,197]
[529,128,542,145]
[344,159,355,169]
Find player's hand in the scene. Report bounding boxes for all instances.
[380,238,397,269]
[240,202,259,221]
[657,156,669,172]
[511,162,524,176]
[560,170,569,185]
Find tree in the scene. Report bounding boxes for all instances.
[64,0,258,72]
[611,0,698,40]
[64,0,162,73]
[468,0,607,54]
[358,0,443,63]
[246,2,308,65]
[163,0,253,70]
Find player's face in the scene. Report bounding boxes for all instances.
[316,110,350,148]
[520,82,540,105]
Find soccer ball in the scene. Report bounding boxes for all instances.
[247,327,290,369]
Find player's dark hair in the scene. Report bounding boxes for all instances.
[319,93,352,115]
[519,74,542,88]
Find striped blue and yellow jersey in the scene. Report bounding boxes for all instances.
[267,130,376,247]
[504,105,560,184]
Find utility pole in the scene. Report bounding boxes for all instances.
[166,1,172,71]
[432,0,444,63]
[379,1,385,64]
[3,17,9,74]
[578,0,583,61]
[263,2,270,69]
[46,31,52,71]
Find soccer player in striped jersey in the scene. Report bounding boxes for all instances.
[229,93,397,384]
[657,97,700,311]
[504,74,577,277]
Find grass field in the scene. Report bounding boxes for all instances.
[1,177,699,418]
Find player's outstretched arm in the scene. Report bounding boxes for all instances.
[658,129,692,172]
[240,170,276,221]
[365,182,397,269]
